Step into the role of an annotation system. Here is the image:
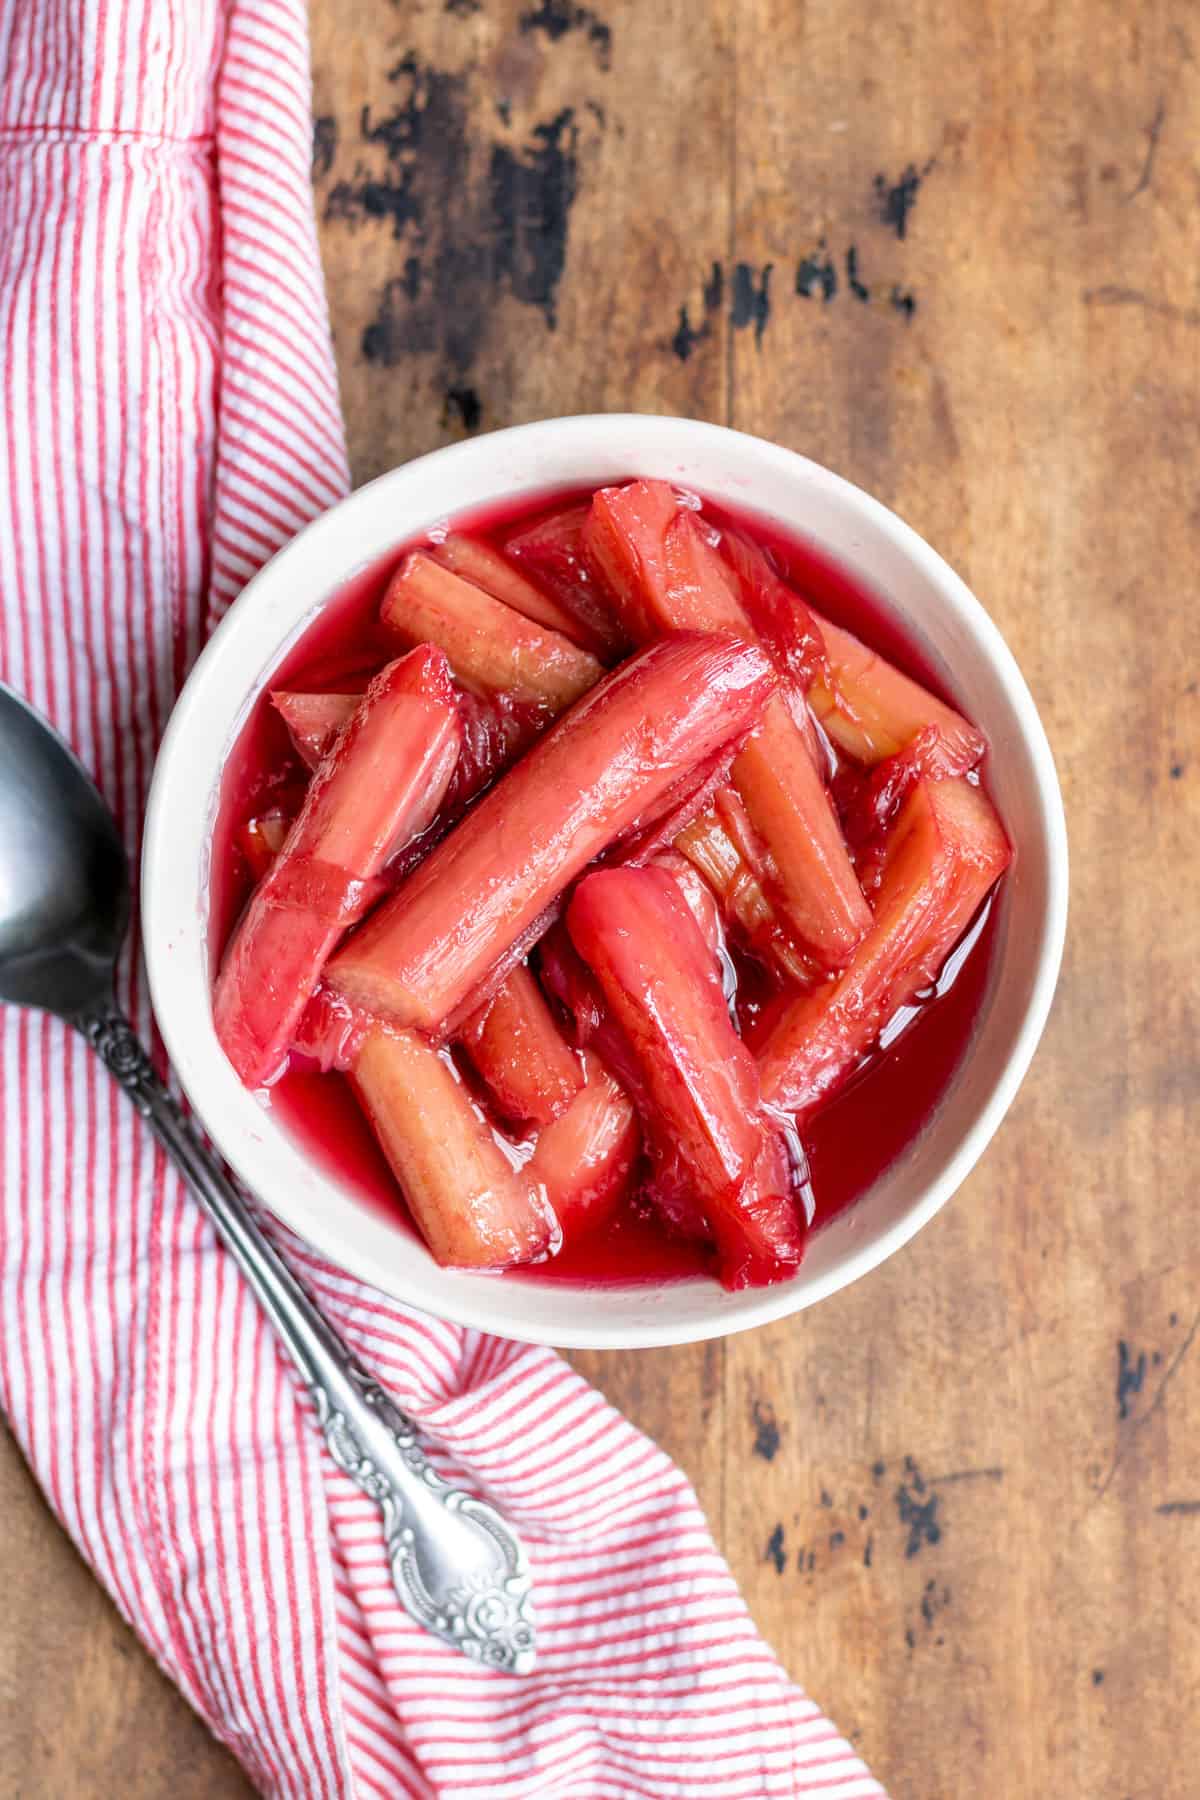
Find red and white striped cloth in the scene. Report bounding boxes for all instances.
[0,4,886,1795]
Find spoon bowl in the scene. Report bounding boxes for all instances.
[0,687,128,1019]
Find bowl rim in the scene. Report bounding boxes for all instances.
[143,412,1069,1348]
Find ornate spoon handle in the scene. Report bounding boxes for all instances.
[77,1002,536,1674]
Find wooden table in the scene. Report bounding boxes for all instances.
[3,1,1197,1793]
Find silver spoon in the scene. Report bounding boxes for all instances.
[0,681,535,1674]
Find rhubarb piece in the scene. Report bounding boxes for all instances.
[239,807,293,881]
[837,725,948,864]
[432,533,592,647]
[537,923,606,1046]
[721,529,830,693]
[525,1055,639,1241]
[506,503,628,659]
[272,690,359,769]
[732,692,871,965]
[675,809,811,980]
[291,985,378,1073]
[567,865,805,1289]
[808,613,986,774]
[758,776,1011,1113]
[648,849,726,964]
[582,479,688,641]
[585,484,869,966]
[327,632,776,1034]
[381,549,603,712]
[214,649,462,1087]
[353,1028,558,1269]
[460,963,584,1128]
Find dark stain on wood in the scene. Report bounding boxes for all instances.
[873,163,928,239]
[730,262,772,344]
[329,53,587,375]
[765,1522,786,1573]
[889,285,917,321]
[895,1457,943,1557]
[1126,96,1166,201]
[846,244,870,302]
[312,114,337,180]
[751,1398,780,1461]
[519,0,612,70]
[443,385,482,431]
[797,243,838,301]
[670,261,724,361]
[1117,1340,1147,1420]
[445,0,482,14]
[929,1466,1004,1487]
[490,108,580,325]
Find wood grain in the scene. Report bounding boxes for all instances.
[4,0,1200,1793]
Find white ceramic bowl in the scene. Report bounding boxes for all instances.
[143,414,1068,1349]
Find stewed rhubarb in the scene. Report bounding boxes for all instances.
[325,632,776,1034]
[212,478,1010,1290]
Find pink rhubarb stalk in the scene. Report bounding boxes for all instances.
[525,1054,639,1242]
[353,1027,558,1269]
[808,613,986,774]
[381,548,602,712]
[271,689,360,770]
[505,502,628,660]
[214,648,462,1086]
[758,776,1011,1113]
[432,533,592,647]
[460,963,584,1128]
[567,864,806,1289]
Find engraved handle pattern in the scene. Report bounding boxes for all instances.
[75,1003,536,1674]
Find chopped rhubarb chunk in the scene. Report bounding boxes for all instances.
[506,503,629,659]
[272,690,359,770]
[732,693,871,965]
[353,1028,558,1269]
[526,1055,639,1242]
[808,613,986,774]
[536,923,606,1046]
[675,811,813,984]
[433,533,591,646]
[327,632,776,1034]
[759,776,1011,1113]
[239,807,293,881]
[584,484,869,966]
[567,865,805,1288]
[583,480,735,640]
[647,849,726,964]
[381,549,602,712]
[460,963,584,1127]
[214,649,462,1086]
[721,530,830,693]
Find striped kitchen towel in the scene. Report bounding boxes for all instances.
[0,2,885,1794]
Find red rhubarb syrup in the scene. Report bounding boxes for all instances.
[210,486,1003,1288]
